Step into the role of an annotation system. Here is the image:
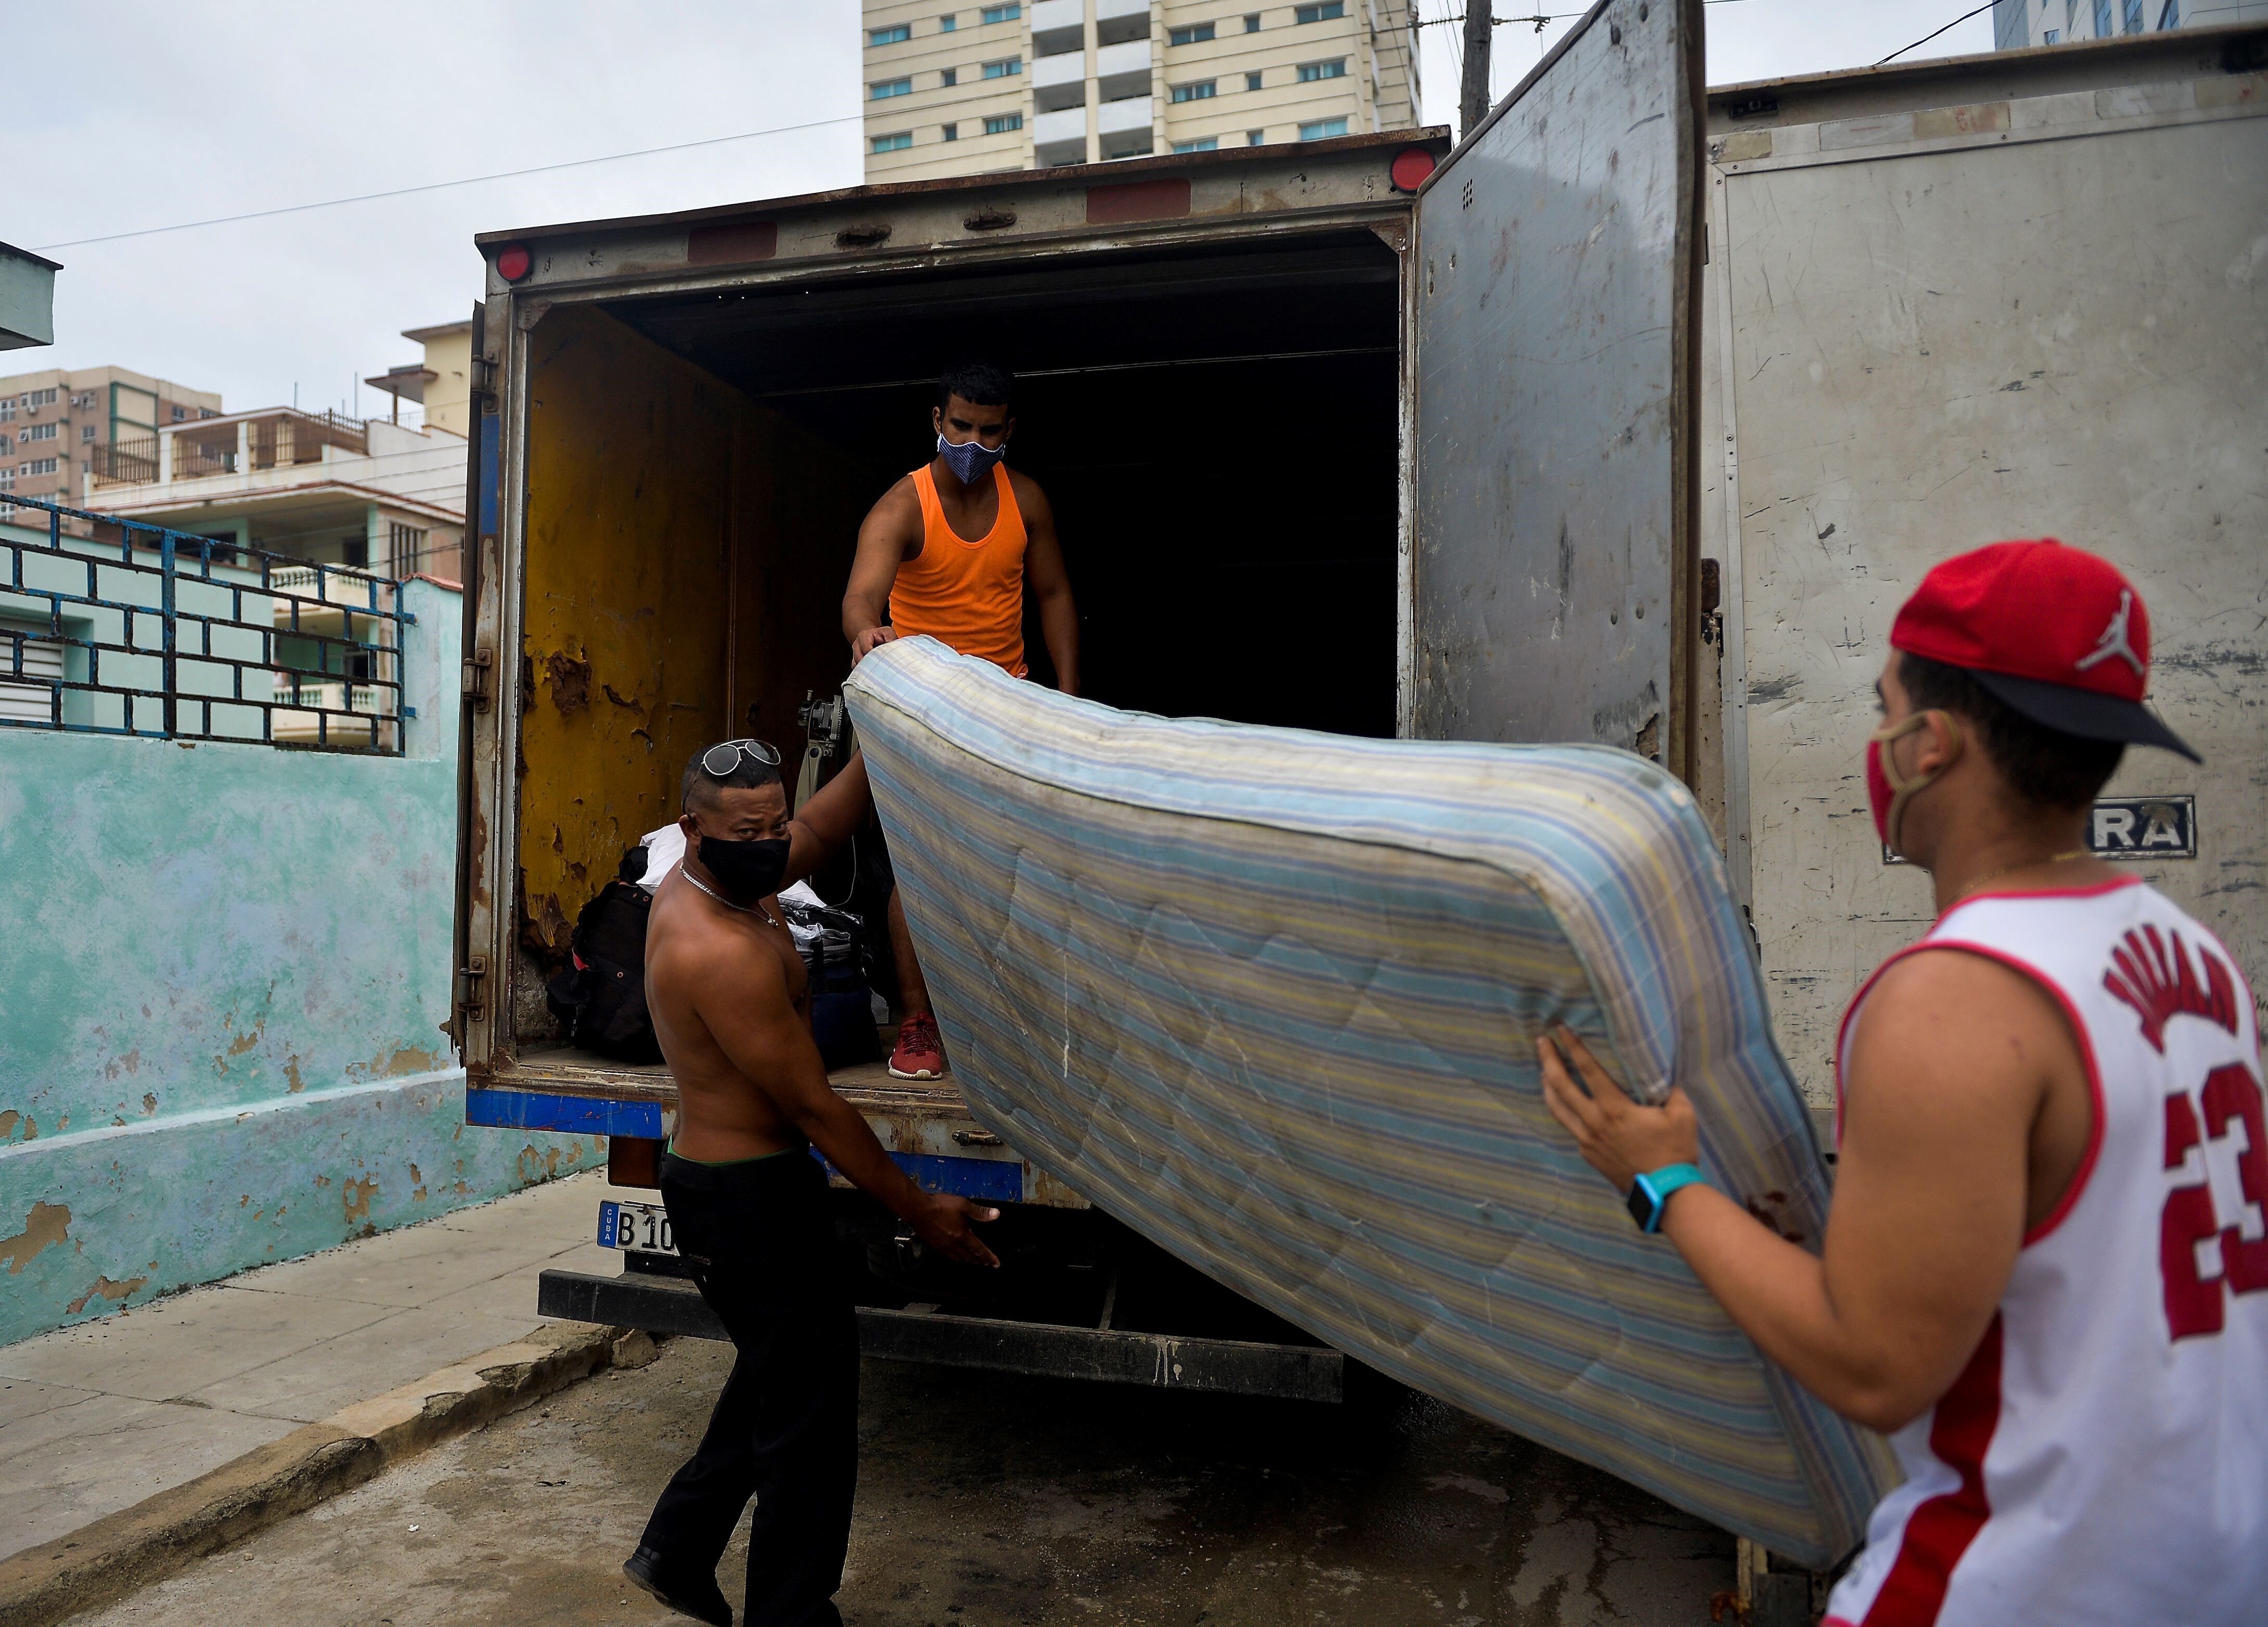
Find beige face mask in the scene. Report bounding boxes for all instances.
[1867,710,1963,859]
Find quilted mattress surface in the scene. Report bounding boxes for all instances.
[844,638,1898,1564]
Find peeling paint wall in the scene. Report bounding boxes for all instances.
[0,578,601,1346]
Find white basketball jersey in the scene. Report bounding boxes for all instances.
[1824,878,2267,1627]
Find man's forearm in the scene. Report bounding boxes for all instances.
[1039,591,1080,695]
[842,589,888,645]
[1663,1187,1911,1430]
[795,1090,931,1222]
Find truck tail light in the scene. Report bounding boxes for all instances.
[1389,147,1438,193]
[496,245,533,283]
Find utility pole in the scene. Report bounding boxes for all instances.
[1459,1,1493,139]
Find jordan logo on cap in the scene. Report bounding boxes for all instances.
[2075,589,2143,677]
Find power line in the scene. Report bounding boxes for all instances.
[1877,0,1998,63]
[31,113,863,253]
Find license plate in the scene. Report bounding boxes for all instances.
[597,1199,677,1255]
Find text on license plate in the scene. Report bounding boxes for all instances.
[597,1200,677,1255]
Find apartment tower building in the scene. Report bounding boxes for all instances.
[1993,0,2268,47]
[0,366,221,519]
[863,0,1420,181]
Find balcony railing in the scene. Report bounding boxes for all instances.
[0,494,412,754]
[90,438,157,486]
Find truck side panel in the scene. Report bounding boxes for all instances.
[1410,0,1703,775]
[1706,59,2268,1100]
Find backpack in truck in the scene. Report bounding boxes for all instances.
[779,888,883,1070]
[544,858,663,1063]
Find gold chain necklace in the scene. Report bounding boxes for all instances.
[1956,848,2090,901]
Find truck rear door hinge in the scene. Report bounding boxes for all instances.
[455,956,490,1026]
[463,646,495,712]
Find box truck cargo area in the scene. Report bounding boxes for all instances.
[510,231,1405,1033]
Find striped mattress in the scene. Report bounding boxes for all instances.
[844,637,1898,1565]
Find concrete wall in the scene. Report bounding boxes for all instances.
[0,577,602,1347]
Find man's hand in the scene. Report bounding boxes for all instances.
[911,1192,1002,1268]
[851,625,897,665]
[1536,1024,1698,1191]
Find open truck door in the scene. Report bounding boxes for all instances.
[1409,0,1705,784]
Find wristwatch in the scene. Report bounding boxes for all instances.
[1626,1163,1706,1234]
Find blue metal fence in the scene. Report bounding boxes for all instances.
[0,494,415,754]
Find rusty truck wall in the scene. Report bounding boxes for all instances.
[510,302,871,1042]
[1701,37,2268,1101]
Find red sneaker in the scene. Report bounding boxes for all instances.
[889,1012,947,1080]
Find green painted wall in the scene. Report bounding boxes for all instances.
[0,578,600,1346]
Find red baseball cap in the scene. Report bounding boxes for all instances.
[1890,539,2199,762]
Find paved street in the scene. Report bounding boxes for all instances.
[79,1333,1734,1626]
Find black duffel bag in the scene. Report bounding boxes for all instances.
[544,863,663,1063]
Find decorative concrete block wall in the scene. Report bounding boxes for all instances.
[0,577,601,1346]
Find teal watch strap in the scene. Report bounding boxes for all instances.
[1630,1163,1706,1234]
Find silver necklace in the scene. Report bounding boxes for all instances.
[680,865,774,924]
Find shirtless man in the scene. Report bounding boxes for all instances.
[623,739,999,1627]
[1539,542,2264,1624]
[842,360,1079,1082]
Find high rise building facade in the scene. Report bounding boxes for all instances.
[863,0,1420,182]
[1993,0,2268,48]
[0,366,221,519]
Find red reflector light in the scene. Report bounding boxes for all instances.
[496,245,533,282]
[1389,147,1438,193]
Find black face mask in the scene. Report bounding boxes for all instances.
[696,834,791,904]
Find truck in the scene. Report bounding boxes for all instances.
[449,3,2265,1412]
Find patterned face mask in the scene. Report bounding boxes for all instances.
[936,433,1007,486]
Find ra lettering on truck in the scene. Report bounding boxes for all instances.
[1883,794,2196,867]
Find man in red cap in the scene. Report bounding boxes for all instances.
[1536,541,2265,1624]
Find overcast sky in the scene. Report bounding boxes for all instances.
[14,1,1993,417]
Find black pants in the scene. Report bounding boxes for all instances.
[638,1149,859,1627]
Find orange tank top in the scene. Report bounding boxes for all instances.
[890,463,1028,676]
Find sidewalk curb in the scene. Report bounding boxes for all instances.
[0,1320,652,1627]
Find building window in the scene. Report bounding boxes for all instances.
[1171,79,1217,101]
[1246,69,1263,88]
[2092,0,2110,33]
[872,131,915,151]
[942,66,958,84]
[984,111,1024,133]
[24,388,56,407]
[0,405,13,422]
[2043,27,2059,40]
[1297,57,1346,80]
[22,422,57,442]
[941,11,958,27]
[1247,128,1266,144]
[1298,116,1348,139]
[2156,0,2176,23]
[2121,0,2142,26]
[1169,21,1216,43]
[1293,1,1343,21]
[1173,137,1220,151]
[982,56,1022,77]
[1245,11,1262,27]
[980,1,1020,19]
[870,23,911,44]
[21,457,58,476]
[943,122,959,139]
[81,424,96,442]
[871,77,914,98]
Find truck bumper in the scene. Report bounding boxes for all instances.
[537,1267,1345,1402]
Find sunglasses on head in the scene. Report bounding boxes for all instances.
[699,739,783,778]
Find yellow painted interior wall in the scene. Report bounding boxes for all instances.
[515,302,874,969]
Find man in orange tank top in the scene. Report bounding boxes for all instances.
[842,361,1079,1081]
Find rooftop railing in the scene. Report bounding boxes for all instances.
[0,494,414,754]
